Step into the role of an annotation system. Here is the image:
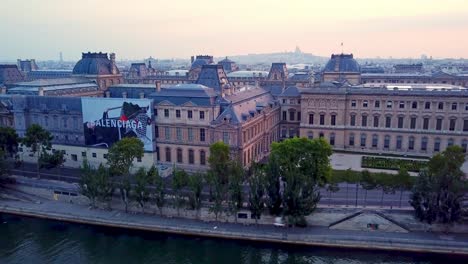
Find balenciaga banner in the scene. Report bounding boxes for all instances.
[81,98,153,151]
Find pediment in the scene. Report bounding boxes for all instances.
[181,101,197,107]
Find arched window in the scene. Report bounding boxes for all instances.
[165,147,171,162]
[434,138,441,152]
[408,136,415,150]
[360,133,366,147]
[349,133,355,146]
[372,134,378,148]
[329,133,335,146]
[177,148,183,163]
[200,150,206,165]
[384,135,390,149]
[421,137,428,151]
[448,138,454,147]
[188,149,194,164]
[396,136,402,149]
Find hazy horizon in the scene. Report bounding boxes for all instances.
[1,0,467,61]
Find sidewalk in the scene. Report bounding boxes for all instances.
[1,198,468,256]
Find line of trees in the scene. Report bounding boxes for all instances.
[0,125,65,181]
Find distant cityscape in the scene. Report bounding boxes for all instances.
[1,48,467,172]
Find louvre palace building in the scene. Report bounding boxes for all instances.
[1,52,467,171]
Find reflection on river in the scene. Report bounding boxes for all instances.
[0,214,464,264]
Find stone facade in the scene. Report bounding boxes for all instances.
[299,85,468,156]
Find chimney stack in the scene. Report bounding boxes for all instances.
[155,81,161,92]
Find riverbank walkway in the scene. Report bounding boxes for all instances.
[1,199,468,256]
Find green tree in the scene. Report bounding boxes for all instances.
[410,146,467,224]
[78,161,114,208]
[39,149,66,169]
[0,150,9,180]
[269,137,332,226]
[172,167,188,216]
[107,137,144,176]
[148,166,165,215]
[208,141,230,184]
[360,169,377,207]
[95,163,114,209]
[107,137,144,214]
[248,164,265,225]
[228,161,244,222]
[134,167,151,212]
[0,127,19,157]
[79,160,99,207]
[209,173,226,220]
[265,157,283,216]
[119,176,132,213]
[188,172,204,218]
[395,167,412,207]
[22,124,53,178]
[282,164,320,227]
[207,141,231,220]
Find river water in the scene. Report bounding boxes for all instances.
[0,214,464,264]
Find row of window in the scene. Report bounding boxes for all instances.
[156,109,205,120]
[306,113,468,132]
[31,115,80,130]
[158,147,206,165]
[351,100,468,111]
[307,132,468,153]
[156,126,206,142]
[347,134,467,153]
[348,115,468,131]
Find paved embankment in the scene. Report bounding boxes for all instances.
[0,199,468,256]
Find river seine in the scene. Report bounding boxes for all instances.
[0,214,465,264]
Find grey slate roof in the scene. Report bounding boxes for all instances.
[196,64,229,92]
[279,86,301,97]
[7,78,98,95]
[148,84,218,106]
[323,54,361,73]
[0,65,25,84]
[108,84,159,98]
[10,95,82,112]
[213,87,275,125]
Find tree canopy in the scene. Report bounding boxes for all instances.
[0,127,19,156]
[107,137,144,176]
[410,146,467,224]
[267,137,332,226]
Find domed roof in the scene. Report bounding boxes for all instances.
[73,52,119,75]
[323,54,360,73]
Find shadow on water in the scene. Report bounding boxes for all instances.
[0,213,466,264]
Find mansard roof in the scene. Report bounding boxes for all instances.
[149,84,218,106]
[10,95,82,112]
[0,65,25,84]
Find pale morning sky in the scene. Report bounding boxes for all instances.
[1,0,467,61]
